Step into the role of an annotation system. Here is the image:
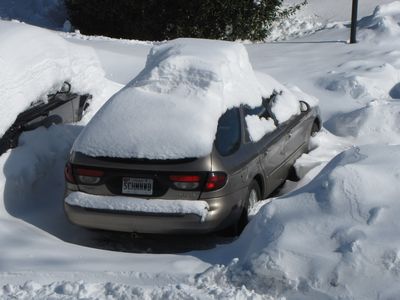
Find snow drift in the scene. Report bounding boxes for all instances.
[359,1,400,39]
[218,144,400,299]
[0,20,106,136]
[327,100,400,145]
[318,61,400,100]
[318,2,400,101]
[72,38,301,159]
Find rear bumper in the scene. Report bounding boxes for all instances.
[64,189,246,234]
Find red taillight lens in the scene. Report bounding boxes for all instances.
[76,168,104,177]
[204,172,227,191]
[169,175,201,182]
[169,175,201,190]
[76,167,104,185]
[64,162,75,184]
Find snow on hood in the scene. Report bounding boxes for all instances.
[0,20,106,136]
[72,38,301,159]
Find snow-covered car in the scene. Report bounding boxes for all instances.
[64,39,321,235]
[0,20,107,156]
[0,82,91,155]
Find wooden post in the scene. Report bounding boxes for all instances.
[350,0,358,44]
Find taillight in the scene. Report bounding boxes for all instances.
[64,162,75,184]
[76,167,104,185]
[204,172,227,191]
[169,175,201,190]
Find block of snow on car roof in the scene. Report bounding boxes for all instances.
[72,38,301,159]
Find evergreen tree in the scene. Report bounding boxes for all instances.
[65,0,306,41]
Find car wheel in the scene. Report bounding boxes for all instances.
[308,121,320,152]
[220,180,261,237]
[311,121,319,137]
[237,180,261,234]
[245,180,261,218]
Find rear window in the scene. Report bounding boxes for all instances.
[215,108,241,156]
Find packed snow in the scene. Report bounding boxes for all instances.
[66,192,209,221]
[245,115,276,142]
[72,38,300,159]
[1,1,400,299]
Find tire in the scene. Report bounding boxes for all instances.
[244,180,261,221]
[224,180,261,237]
[311,121,319,137]
[307,121,320,152]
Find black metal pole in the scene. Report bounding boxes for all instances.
[350,0,358,43]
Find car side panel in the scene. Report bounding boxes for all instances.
[256,125,288,196]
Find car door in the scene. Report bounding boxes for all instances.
[243,103,288,195]
[278,103,311,164]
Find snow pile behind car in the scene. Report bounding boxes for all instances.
[72,38,301,159]
[0,20,107,136]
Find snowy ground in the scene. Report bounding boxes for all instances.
[1,1,400,299]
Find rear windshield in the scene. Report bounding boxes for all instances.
[215,108,241,156]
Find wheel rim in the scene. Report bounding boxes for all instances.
[311,123,319,137]
[247,188,258,216]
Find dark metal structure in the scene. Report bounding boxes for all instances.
[350,0,359,44]
[0,82,91,155]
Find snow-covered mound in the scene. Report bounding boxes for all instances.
[284,0,397,23]
[316,2,400,102]
[318,60,400,100]
[359,1,400,40]
[0,21,107,136]
[222,144,400,298]
[72,38,301,159]
[327,100,400,144]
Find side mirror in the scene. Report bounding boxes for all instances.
[60,81,71,93]
[299,100,310,113]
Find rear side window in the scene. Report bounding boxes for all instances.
[215,108,241,156]
[243,100,277,143]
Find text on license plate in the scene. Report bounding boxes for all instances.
[122,177,153,195]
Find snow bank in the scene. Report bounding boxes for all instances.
[359,1,400,40]
[327,100,400,145]
[318,60,400,100]
[221,145,400,298]
[66,192,209,221]
[0,21,107,136]
[0,276,265,300]
[72,38,300,159]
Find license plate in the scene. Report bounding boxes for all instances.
[122,177,153,195]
